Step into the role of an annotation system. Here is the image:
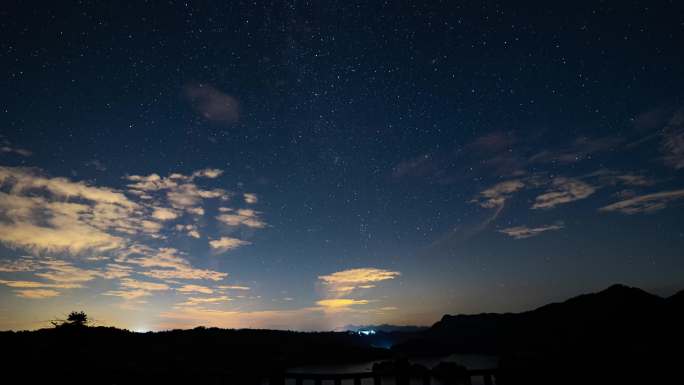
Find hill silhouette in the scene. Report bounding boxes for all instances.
[0,327,391,384]
[394,284,683,384]
[394,284,676,353]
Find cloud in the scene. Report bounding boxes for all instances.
[122,247,228,281]
[125,169,229,216]
[243,193,258,204]
[0,146,32,157]
[531,178,595,209]
[15,289,60,298]
[662,108,684,169]
[529,136,622,164]
[85,159,107,172]
[102,278,169,300]
[119,278,169,291]
[103,289,151,300]
[175,224,200,238]
[499,223,564,239]
[178,296,231,306]
[99,264,132,279]
[586,169,655,187]
[599,189,684,214]
[185,83,240,124]
[151,207,178,221]
[0,279,82,289]
[613,174,655,187]
[471,180,526,209]
[192,168,223,179]
[316,299,369,309]
[177,284,213,294]
[391,154,437,178]
[0,257,39,272]
[0,192,125,254]
[141,220,163,233]
[216,208,267,228]
[209,237,251,253]
[0,137,32,156]
[470,131,516,152]
[36,259,108,283]
[216,285,250,290]
[318,268,400,295]
[0,165,268,308]
[1,167,136,208]
[0,167,151,254]
[0,258,130,295]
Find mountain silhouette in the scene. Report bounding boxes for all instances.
[394,284,682,384]
[396,284,679,354]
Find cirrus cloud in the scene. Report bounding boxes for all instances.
[499,223,564,239]
[600,189,684,214]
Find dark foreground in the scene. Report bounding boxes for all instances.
[2,284,682,384]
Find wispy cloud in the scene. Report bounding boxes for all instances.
[126,169,228,216]
[499,223,564,239]
[120,278,169,291]
[243,193,258,204]
[391,154,437,179]
[318,268,400,295]
[0,257,39,272]
[15,289,59,298]
[471,180,526,209]
[662,108,684,169]
[185,83,240,124]
[531,177,595,209]
[316,298,369,309]
[0,279,83,289]
[177,296,231,306]
[177,284,213,294]
[600,189,684,214]
[102,277,170,300]
[0,137,31,157]
[529,136,622,164]
[209,236,251,253]
[0,258,132,297]
[85,159,107,172]
[216,285,250,290]
[216,208,267,228]
[103,289,151,300]
[121,247,228,281]
[0,146,32,157]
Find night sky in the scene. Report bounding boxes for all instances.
[1,1,684,331]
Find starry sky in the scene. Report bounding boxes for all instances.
[1,1,684,331]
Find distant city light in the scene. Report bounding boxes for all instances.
[357,329,376,336]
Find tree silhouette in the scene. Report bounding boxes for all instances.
[52,311,89,328]
[67,311,88,326]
